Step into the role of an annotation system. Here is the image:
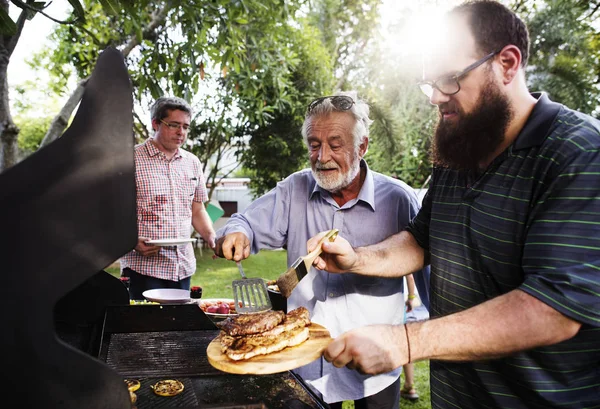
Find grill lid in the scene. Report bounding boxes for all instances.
[0,47,136,409]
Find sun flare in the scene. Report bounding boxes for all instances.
[378,1,461,74]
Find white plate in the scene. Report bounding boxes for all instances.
[199,298,239,318]
[142,288,191,304]
[145,238,197,246]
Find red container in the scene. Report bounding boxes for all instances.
[190,286,203,299]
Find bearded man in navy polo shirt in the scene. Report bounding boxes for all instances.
[310,1,600,408]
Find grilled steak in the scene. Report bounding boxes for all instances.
[225,326,310,361]
[218,307,311,360]
[249,306,310,337]
[216,309,285,336]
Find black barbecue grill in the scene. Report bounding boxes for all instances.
[56,278,327,409]
[2,47,327,409]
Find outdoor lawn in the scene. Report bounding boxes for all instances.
[106,249,431,409]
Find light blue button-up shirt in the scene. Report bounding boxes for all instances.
[216,160,429,403]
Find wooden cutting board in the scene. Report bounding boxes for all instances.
[207,323,332,375]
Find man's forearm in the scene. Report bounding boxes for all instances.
[408,289,581,362]
[354,231,426,278]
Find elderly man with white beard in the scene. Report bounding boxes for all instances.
[214,90,429,409]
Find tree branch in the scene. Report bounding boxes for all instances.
[333,38,368,91]
[41,3,172,145]
[512,0,527,13]
[121,5,169,57]
[584,2,600,20]
[133,110,149,140]
[39,78,87,147]
[75,25,103,46]
[11,0,81,25]
[5,4,29,56]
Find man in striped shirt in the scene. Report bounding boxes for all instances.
[310,1,600,408]
[121,97,216,300]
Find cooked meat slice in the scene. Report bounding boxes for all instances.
[248,306,310,337]
[218,332,236,353]
[286,306,311,325]
[225,326,310,361]
[216,310,286,336]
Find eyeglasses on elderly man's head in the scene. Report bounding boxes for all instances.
[159,118,190,132]
[307,95,355,114]
[418,50,500,98]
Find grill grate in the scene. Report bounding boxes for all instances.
[106,330,221,377]
[128,377,199,408]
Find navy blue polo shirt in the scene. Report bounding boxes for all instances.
[407,93,600,408]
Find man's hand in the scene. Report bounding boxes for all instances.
[324,325,408,375]
[135,237,160,257]
[205,234,216,250]
[214,232,250,261]
[405,297,414,313]
[308,231,358,273]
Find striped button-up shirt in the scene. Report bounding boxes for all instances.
[216,160,429,403]
[120,139,208,281]
[408,93,600,409]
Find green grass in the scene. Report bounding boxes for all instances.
[107,249,431,408]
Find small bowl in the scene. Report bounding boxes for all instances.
[268,288,287,313]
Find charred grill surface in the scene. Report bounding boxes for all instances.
[104,330,221,377]
[93,304,327,409]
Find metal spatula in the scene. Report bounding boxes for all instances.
[232,261,272,314]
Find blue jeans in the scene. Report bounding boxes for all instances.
[124,268,191,300]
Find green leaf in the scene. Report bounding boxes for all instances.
[66,0,86,21]
[234,17,249,24]
[0,8,16,36]
[97,0,120,16]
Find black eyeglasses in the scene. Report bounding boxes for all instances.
[307,95,355,113]
[418,50,500,98]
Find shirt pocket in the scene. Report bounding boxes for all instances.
[177,173,198,200]
[174,173,197,220]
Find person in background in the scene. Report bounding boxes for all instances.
[308,1,600,408]
[120,96,216,300]
[214,90,430,409]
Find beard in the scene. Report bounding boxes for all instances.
[311,150,361,192]
[431,78,513,172]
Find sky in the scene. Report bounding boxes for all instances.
[8,1,70,114]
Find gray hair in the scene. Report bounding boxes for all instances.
[150,96,193,121]
[301,90,373,150]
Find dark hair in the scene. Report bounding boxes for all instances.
[452,0,530,68]
[150,96,192,121]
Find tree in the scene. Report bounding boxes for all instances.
[243,0,384,196]
[0,0,134,171]
[29,0,342,198]
[339,4,438,187]
[352,0,600,188]
[240,22,335,196]
[15,115,52,156]
[514,0,600,117]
